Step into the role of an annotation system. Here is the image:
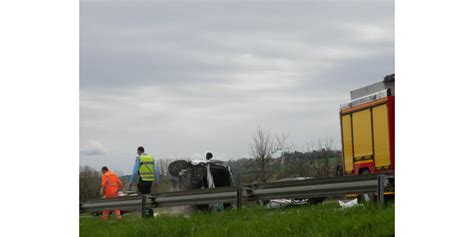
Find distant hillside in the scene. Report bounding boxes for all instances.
[120,175,132,183]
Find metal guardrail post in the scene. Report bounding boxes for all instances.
[141,195,147,218]
[236,172,242,211]
[377,175,385,206]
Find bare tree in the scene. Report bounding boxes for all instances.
[304,136,335,152]
[300,136,339,177]
[318,136,335,151]
[79,166,101,201]
[304,138,319,152]
[321,136,336,177]
[250,127,289,183]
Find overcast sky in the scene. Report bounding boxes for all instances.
[80,0,394,174]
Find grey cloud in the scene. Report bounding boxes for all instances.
[80,140,107,155]
[80,0,393,89]
[80,0,394,172]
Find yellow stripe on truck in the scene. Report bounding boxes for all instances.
[346,192,395,198]
[342,114,353,173]
[354,160,373,165]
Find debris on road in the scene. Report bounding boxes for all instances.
[339,198,360,209]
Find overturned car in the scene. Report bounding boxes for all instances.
[168,153,234,211]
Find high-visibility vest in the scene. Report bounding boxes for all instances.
[102,171,122,197]
[139,154,155,181]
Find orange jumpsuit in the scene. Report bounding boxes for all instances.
[101,171,123,220]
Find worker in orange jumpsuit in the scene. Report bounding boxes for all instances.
[101,166,124,220]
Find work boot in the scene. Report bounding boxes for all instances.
[114,209,122,220]
[144,208,154,218]
[102,209,110,221]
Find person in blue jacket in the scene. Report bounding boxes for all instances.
[129,146,160,194]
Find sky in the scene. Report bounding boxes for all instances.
[80,0,394,174]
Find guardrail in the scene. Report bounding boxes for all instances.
[80,174,394,218]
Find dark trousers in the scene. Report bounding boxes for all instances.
[137,177,153,194]
[137,177,154,217]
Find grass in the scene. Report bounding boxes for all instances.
[80,202,394,237]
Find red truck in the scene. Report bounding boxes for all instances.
[339,74,395,176]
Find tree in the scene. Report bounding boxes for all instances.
[250,127,289,183]
[310,137,340,177]
[304,136,336,152]
[79,166,101,201]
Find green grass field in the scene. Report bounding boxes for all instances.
[80,202,394,237]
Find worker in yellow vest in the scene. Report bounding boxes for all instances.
[129,146,160,194]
